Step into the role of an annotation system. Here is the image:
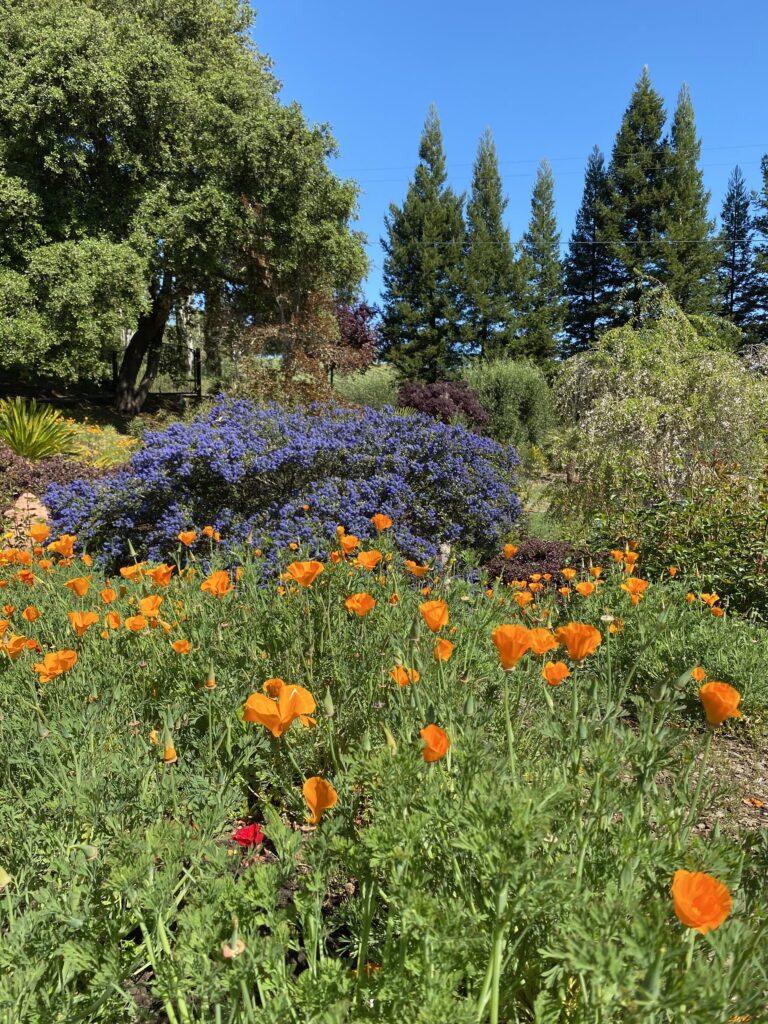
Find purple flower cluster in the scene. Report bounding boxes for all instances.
[45,399,521,567]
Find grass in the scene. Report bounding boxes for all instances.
[0,533,766,1021]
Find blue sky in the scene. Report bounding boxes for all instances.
[254,1,768,304]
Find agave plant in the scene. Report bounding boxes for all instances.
[0,397,79,460]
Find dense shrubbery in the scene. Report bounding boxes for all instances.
[46,399,521,567]
[397,379,489,428]
[334,364,399,408]
[463,357,555,447]
[485,537,575,587]
[0,441,102,508]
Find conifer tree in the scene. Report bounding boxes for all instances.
[663,85,718,313]
[462,129,517,357]
[599,67,671,305]
[380,106,465,380]
[563,146,613,353]
[515,160,566,362]
[751,155,768,342]
[718,165,759,335]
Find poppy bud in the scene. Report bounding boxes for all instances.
[361,730,371,752]
[323,690,335,718]
[382,725,398,755]
[463,693,476,717]
[0,867,10,889]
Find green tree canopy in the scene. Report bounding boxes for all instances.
[718,165,759,337]
[0,0,366,411]
[380,106,466,381]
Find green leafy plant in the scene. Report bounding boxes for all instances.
[0,396,78,460]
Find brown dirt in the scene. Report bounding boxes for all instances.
[2,492,48,545]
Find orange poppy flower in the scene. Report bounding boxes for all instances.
[355,550,382,571]
[28,523,50,544]
[686,592,696,604]
[529,573,542,582]
[21,606,39,623]
[389,592,400,605]
[589,566,603,579]
[100,587,116,604]
[608,618,625,634]
[491,624,531,669]
[668,566,679,577]
[33,649,78,682]
[124,615,148,633]
[404,560,430,578]
[691,666,706,682]
[2,634,27,660]
[243,683,316,737]
[47,534,76,558]
[2,605,14,616]
[671,870,731,935]
[528,628,559,656]
[81,554,93,567]
[106,611,121,630]
[528,582,544,593]
[262,677,285,696]
[67,611,99,637]
[624,551,640,566]
[303,776,338,824]
[285,561,324,587]
[14,569,34,586]
[202,525,215,538]
[710,607,725,618]
[330,551,342,565]
[609,549,624,562]
[561,568,577,581]
[558,586,571,597]
[340,534,360,554]
[554,622,602,662]
[147,564,174,587]
[0,620,8,638]
[419,599,449,633]
[543,660,571,687]
[64,576,91,598]
[574,581,596,597]
[434,638,455,662]
[699,682,742,726]
[171,639,190,654]
[420,724,450,762]
[163,744,178,764]
[503,543,518,559]
[390,665,420,687]
[621,577,650,599]
[200,570,234,598]
[371,514,393,532]
[178,530,197,546]
[345,592,376,617]
[37,559,53,571]
[514,591,534,609]
[139,595,164,618]
[119,563,145,580]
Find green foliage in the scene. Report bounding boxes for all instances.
[462,357,555,447]
[380,106,465,381]
[719,166,760,336]
[334,364,400,409]
[0,397,78,460]
[0,538,766,1020]
[515,160,566,363]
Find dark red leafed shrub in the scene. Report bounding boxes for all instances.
[397,380,490,429]
[0,441,103,506]
[485,538,576,587]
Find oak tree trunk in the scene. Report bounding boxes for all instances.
[114,284,173,415]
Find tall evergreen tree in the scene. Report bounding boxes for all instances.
[380,106,465,380]
[751,155,768,342]
[462,129,517,357]
[663,85,718,313]
[563,146,613,353]
[515,160,566,362]
[718,165,758,334]
[599,67,671,307]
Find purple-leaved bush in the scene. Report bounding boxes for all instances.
[397,380,490,429]
[45,399,521,568]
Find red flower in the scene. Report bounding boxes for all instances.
[232,823,265,848]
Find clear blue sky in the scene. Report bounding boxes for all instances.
[254,0,768,304]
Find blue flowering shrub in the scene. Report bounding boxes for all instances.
[46,399,521,566]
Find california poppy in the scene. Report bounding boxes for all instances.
[491,624,531,669]
[100,587,116,604]
[503,543,518,559]
[106,611,121,630]
[610,549,625,562]
[340,534,360,554]
[147,564,174,587]
[561,568,577,581]
[303,776,338,824]
[262,677,285,696]
[243,684,316,737]
[67,611,99,637]
[668,566,679,577]
[710,607,725,618]
[589,566,604,579]
[624,551,640,566]
[2,635,27,660]
[621,577,650,603]
[119,563,146,581]
[543,660,571,687]
[47,534,76,558]
[434,638,455,662]
[124,615,148,633]
[171,639,191,654]
[345,592,376,617]
[33,649,77,683]
[21,606,39,623]
[200,570,234,598]
[528,628,559,656]
[178,530,197,547]
[28,523,50,545]
[671,870,731,935]
[420,599,449,633]
[202,525,215,538]
[371,514,393,532]
[64,576,91,598]
[390,665,420,687]
[699,682,742,726]
[139,595,164,618]
[515,591,534,609]
[420,724,450,762]
[404,560,430,578]
[163,743,178,764]
[285,561,324,587]
[355,550,382,571]
[691,666,706,682]
[574,581,596,597]
[554,622,602,662]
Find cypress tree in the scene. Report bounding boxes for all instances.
[599,67,671,305]
[515,160,566,362]
[462,129,517,357]
[380,105,465,380]
[563,146,613,353]
[718,165,759,335]
[663,85,718,313]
